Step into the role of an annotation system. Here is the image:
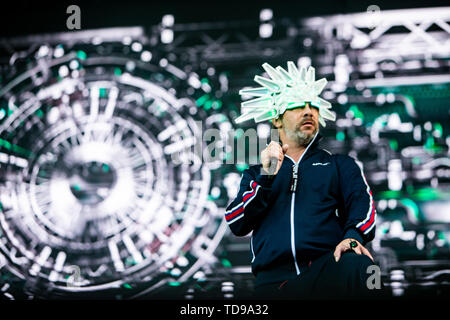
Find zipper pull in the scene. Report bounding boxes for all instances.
[290,164,298,192]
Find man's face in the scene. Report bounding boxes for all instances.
[278,102,319,146]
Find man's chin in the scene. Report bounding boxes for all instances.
[297,127,317,137]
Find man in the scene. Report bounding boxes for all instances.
[225,62,378,299]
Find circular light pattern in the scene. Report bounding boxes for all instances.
[0,40,229,298]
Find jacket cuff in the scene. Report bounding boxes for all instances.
[343,228,365,245]
[255,172,275,188]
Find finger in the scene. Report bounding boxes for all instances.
[353,246,362,255]
[268,144,281,156]
[274,162,282,175]
[268,141,281,150]
[334,245,345,262]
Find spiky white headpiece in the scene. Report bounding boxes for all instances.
[235,61,336,127]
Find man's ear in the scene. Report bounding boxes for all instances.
[271,117,282,129]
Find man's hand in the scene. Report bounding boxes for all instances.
[334,239,374,263]
[261,142,289,175]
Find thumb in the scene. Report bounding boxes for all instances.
[334,247,343,262]
[282,144,289,154]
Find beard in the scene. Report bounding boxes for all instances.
[284,123,317,147]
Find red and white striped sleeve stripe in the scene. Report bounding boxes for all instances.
[225,180,260,224]
[356,170,376,234]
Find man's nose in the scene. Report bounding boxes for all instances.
[303,103,313,115]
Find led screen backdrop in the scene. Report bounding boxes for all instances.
[0,3,449,299]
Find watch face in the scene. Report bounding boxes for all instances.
[0,39,229,298]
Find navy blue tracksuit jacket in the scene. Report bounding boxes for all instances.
[225,132,377,286]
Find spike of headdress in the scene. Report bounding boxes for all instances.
[235,61,336,127]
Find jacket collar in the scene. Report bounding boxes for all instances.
[284,130,323,165]
[309,131,323,151]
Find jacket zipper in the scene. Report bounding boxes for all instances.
[288,131,319,275]
[290,164,301,275]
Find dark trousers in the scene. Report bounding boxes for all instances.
[255,251,383,300]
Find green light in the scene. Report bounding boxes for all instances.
[349,105,364,120]
[235,128,244,139]
[224,152,232,162]
[0,138,11,149]
[102,164,110,172]
[209,193,219,200]
[196,94,210,107]
[406,185,414,194]
[99,88,106,98]
[425,136,435,150]
[168,282,181,286]
[404,95,415,107]
[378,190,403,199]
[212,100,222,110]
[236,163,249,172]
[114,68,122,76]
[336,131,345,141]
[204,100,212,110]
[73,184,81,191]
[412,188,440,201]
[433,123,443,138]
[77,50,87,60]
[399,198,421,223]
[221,259,232,268]
[389,139,398,151]
[123,283,133,289]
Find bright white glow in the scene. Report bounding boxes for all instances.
[378,199,387,211]
[351,34,371,49]
[140,50,152,62]
[122,36,132,45]
[201,82,211,93]
[69,60,79,70]
[37,45,50,57]
[337,94,348,105]
[416,234,425,250]
[388,159,403,191]
[131,42,143,52]
[92,37,102,45]
[388,199,397,209]
[259,23,273,38]
[297,56,311,69]
[260,8,273,21]
[188,74,201,89]
[126,61,136,71]
[376,93,385,105]
[162,14,175,27]
[303,38,313,47]
[47,107,60,124]
[256,123,271,139]
[386,93,395,103]
[161,29,174,44]
[389,220,404,237]
[159,58,168,68]
[210,186,221,198]
[387,113,401,129]
[54,46,64,58]
[58,65,69,78]
[176,256,189,267]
